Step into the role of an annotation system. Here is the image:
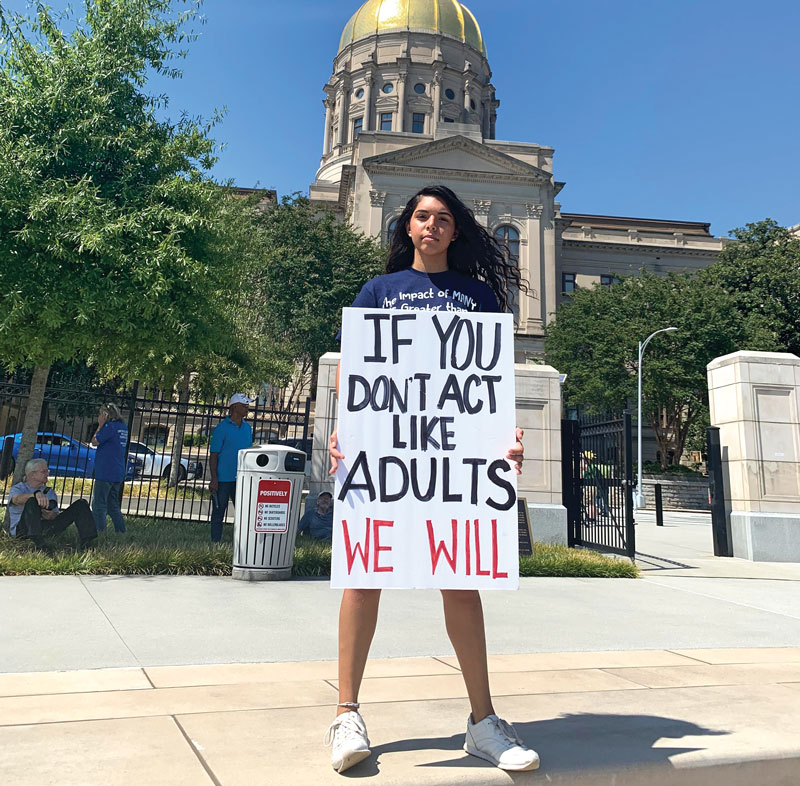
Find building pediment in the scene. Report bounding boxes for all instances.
[362,135,553,185]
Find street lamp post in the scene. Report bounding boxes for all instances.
[636,327,678,509]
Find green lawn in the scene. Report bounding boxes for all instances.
[0,517,638,578]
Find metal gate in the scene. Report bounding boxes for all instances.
[0,374,311,523]
[562,412,635,560]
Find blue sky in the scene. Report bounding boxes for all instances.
[5,0,800,236]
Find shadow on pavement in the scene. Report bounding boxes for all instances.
[341,713,729,778]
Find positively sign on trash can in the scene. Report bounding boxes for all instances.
[254,479,292,533]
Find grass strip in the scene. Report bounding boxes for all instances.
[0,517,638,578]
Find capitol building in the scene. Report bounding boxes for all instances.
[309,0,727,359]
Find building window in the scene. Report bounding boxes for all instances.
[353,117,362,140]
[355,88,364,99]
[494,226,521,319]
[494,225,520,263]
[387,219,398,246]
[470,98,476,110]
[380,112,392,131]
[412,113,425,134]
[600,274,619,287]
[445,88,455,100]
[382,83,393,94]
[443,117,455,123]
[414,83,426,94]
[562,273,577,294]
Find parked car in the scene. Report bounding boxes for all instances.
[2,432,138,479]
[126,440,202,482]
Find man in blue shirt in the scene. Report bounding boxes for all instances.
[297,491,334,541]
[91,403,129,533]
[208,393,254,542]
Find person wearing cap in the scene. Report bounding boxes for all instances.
[208,394,254,542]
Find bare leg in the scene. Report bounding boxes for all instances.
[441,589,494,722]
[337,588,381,716]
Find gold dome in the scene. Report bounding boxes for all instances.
[338,0,486,57]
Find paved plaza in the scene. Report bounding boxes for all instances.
[2,511,800,784]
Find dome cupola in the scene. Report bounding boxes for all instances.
[339,0,486,57]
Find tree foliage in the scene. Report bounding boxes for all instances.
[701,219,800,356]
[250,195,384,408]
[0,0,276,481]
[545,271,755,465]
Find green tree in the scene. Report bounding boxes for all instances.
[251,194,384,414]
[702,219,800,355]
[0,0,262,482]
[545,271,753,466]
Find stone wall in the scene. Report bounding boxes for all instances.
[641,478,710,511]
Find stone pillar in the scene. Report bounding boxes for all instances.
[397,71,407,132]
[463,78,471,122]
[525,204,544,331]
[432,69,442,126]
[472,200,491,228]
[322,99,332,156]
[310,354,567,544]
[368,190,387,240]
[309,353,340,498]
[541,203,558,325]
[334,83,346,148]
[362,74,373,131]
[708,351,800,561]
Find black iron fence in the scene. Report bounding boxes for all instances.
[562,412,635,560]
[0,375,311,524]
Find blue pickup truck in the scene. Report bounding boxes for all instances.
[2,432,138,479]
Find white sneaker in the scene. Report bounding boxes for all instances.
[324,711,371,773]
[464,713,540,771]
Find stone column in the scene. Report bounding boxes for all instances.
[368,190,387,240]
[322,98,333,156]
[463,78,471,122]
[397,71,407,132]
[525,204,544,331]
[362,73,373,131]
[432,69,442,127]
[472,200,491,228]
[309,353,340,498]
[708,351,800,561]
[515,363,567,545]
[542,203,558,325]
[334,83,346,148]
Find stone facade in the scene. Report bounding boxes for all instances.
[310,1,728,361]
[707,351,800,561]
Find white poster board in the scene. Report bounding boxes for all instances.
[332,308,519,590]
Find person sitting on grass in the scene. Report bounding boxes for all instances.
[296,491,334,540]
[7,459,97,550]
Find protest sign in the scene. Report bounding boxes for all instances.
[332,308,519,590]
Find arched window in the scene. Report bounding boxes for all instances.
[494,225,521,318]
[494,225,520,263]
[387,219,398,246]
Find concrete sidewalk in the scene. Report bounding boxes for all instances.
[3,510,800,784]
[2,648,800,785]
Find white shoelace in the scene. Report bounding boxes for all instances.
[324,713,368,747]
[490,716,524,747]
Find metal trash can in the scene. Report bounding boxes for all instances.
[232,445,306,581]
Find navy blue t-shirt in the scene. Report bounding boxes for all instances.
[94,420,128,482]
[351,268,499,314]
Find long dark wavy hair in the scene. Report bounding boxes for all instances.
[385,185,528,314]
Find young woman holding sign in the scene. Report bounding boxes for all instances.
[326,185,538,774]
